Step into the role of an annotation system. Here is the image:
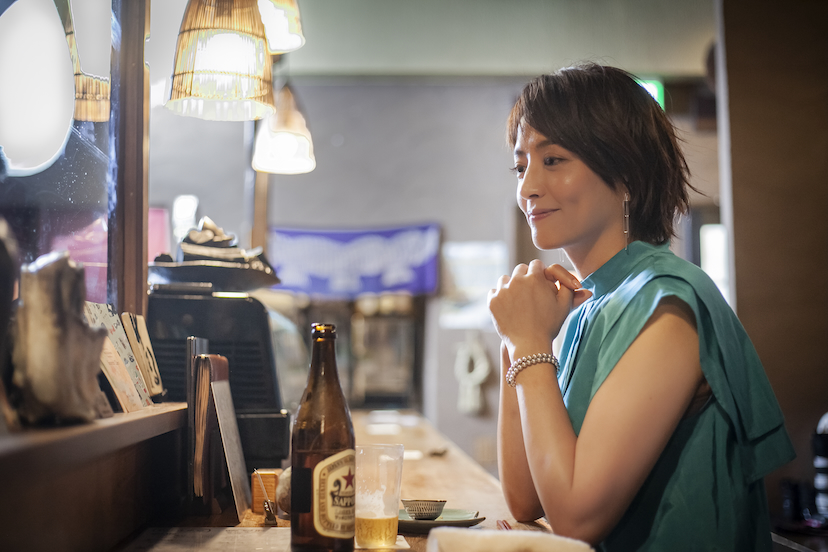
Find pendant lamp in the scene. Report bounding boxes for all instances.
[0,0,74,174]
[166,0,275,121]
[258,0,305,54]
[252,82,315,174]
[57,0,110,122]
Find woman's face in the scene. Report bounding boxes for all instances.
[513,124,627,261]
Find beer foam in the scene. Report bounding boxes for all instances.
[356,490,391,516]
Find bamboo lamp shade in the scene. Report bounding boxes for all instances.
[65,28,110,122]
[166,0,275,121]
[53,0,111,123]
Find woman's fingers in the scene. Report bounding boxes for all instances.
[544,263,592,307]
[573,289,593,309]
[496,274,509,291]
[544,263,582,290]
[494,262,546,293]
[554,278,593,308]
[527,259,546,274]
[488,261,576,348]
[512,263,529,277]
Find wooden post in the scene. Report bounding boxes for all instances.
[251,170,270,251]
[109,0,150,315]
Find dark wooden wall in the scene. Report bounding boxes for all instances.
[718,0,828,514]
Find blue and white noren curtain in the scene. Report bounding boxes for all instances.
[268,223,441,298]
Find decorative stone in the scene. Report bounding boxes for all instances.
[276,466,291,514]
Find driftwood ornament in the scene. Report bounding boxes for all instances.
[12,251,106,423]
[0,217,19,432]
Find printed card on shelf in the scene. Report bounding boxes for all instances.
[83,302,145,412]
[86,302,152,407]
[100,339,146,412]
[121,312,164,397]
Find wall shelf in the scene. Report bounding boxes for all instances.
[0,402,186,481]
[0,402,187,552]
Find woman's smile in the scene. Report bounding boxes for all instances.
[526,207,558,222]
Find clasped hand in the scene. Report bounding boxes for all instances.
[487,260,592,360]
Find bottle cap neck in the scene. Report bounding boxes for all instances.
[311,322,336,339]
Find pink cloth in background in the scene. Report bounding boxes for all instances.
[48,208,170,303]
[148,207,171,262]
[51,216,108,303]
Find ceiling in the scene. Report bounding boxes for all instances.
[148,0,716,81]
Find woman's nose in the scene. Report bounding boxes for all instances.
[517,162,543,199]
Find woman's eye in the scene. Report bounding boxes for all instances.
[510,165,525,176]
[544,157,560,166]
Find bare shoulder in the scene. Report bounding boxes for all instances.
[642,294,697,334]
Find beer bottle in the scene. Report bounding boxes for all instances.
[291,323,355,551]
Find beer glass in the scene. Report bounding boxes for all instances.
[355,444,405,548]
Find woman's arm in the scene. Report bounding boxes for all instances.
[492,261,590,522]
[514,296,702,543]
[497,341,544,521]
[489,261,702,544]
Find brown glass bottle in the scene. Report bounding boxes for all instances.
[291,323,355,552]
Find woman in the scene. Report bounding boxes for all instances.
[488,64,794,550]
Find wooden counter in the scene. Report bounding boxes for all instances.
[351,409,550,550]
[224,409,549,551]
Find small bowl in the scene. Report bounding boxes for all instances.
[401,499,447,520]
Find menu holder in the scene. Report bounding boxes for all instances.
[190,353,249,520]
[186,337,209,512]
[212,379,252,521]
[193,354,229,505]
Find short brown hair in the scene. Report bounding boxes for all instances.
[507,63,694,245]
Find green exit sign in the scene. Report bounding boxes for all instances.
[637,79,664,109]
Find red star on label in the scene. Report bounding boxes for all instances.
[342,468,354,489]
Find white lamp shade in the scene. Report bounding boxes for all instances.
[252,83,315,174]
[258,0,305,54]
[0,0,74,174]
[252,126,315,174]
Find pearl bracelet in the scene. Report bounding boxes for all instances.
[505,353,559,387]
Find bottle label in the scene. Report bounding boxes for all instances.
[312,448,356,538]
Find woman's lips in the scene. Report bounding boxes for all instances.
[528,208,557,222]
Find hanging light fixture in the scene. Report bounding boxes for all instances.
[0,0,74,174]
[165,0,275,121]
[58,0,110,122]
[252,81,315,174]
[257,0,305,54]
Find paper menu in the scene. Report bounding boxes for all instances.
[122,312,164,397]
[84,302,152,407]
[100,338,146,412]
[83,302,144,412]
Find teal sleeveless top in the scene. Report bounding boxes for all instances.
[557,241,795,551]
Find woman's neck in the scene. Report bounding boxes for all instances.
[565,234,628,280]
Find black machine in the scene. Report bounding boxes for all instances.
[147,286,290,474]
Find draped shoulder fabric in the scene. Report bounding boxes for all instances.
[556,241,795,551]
